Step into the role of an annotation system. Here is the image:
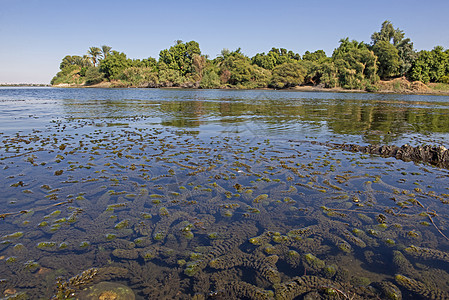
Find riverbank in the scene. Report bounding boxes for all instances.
[52,77,449,96]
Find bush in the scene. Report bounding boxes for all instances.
[200,68,221,89]
[119,67,158,87]
[439,75,449,84]
[85,67,104,85]
[270,62,306,88]
[51,65,82,85]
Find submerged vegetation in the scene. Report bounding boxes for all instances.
[51,21,449,92]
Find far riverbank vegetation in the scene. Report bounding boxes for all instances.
[51,21,449,93]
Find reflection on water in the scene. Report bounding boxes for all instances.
[0,88,449,299]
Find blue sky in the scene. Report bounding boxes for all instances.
[1,0,449,84]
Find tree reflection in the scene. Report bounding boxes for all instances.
[62,92,449,144]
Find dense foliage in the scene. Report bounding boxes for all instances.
[51,22,449,90]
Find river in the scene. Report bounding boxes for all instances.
[1,87,449,299]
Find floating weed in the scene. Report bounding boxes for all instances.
[38,221,48,227]
[153,232,165,241]
[159,207,169,217]
[13,243,25,252]
[37,241,56,249]
[407,230,420,238]
[141,213,152,219]
[2,232,23,239]
[385,239,396,245]
[253,194,268,203]
[53,218,67,224]
[207,232,219,239]
[141,252,155,261]
[105,233,117,240]
[6,256,17,263]
[150,194,164,198]
[24,260,39,271]
[79,241,90,248]
[114,219,129,229]
[50,224,61,231]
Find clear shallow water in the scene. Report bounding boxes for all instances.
[1,88,449,299]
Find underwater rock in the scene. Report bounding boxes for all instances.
[112,249,139,260]
[321,142,449,169]
[77,281,135,300]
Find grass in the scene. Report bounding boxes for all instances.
[429,83,449,91]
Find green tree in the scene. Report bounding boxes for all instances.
[200,66,221,89]
[270,61,306,88]
[371,21,417,76]
[59,55,91,69]
[192,54,207,81]
[158,62,184,86]
[101,45,112,60]
[251,48,301,70]
[99,51,130,79]
[372,40,400,79]
[316,62,338,88]
[217,49,271,88]
[158,41,201,76]
[119,67,158,87]
[85,67,104,85]
[332,38,378,89]
[88,47,102,67]
[409,46,449,83]
[303,50,328,63]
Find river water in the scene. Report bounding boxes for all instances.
[1,88,449,299]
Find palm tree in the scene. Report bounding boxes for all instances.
[82,55,92,67]
[101,45,112,60]
[88,47,102,67]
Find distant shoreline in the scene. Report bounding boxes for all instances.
[50,78,449,96]
[0,83,51,87]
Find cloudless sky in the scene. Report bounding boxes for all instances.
[1,0,449,84]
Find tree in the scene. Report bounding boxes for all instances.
[59,55,91,69]
[88,47,102,67]
[200,66,221,89]
[158,41,201,76]
[251,47,301,70]
[372,41,400,79]
[101,45,112,60]
[119,67,158,87]
[158,62,184,86]
[371,21,417,76]
[303,50,328,63]
[332,38,378,89]
[192,54,207,81]
[270,62,306,88]
[409,46,449,83]
[371,21,404,46]
[216,49,271,88]
[99,51,130,79]
[85,67,104,85]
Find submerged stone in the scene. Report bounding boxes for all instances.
[77,281,135,300]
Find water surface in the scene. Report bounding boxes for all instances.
[1,88,449,299]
